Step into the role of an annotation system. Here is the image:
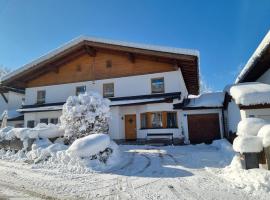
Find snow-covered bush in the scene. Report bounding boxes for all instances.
[237,118,267,136]
[60,92,110,143]
[258,124,270,147]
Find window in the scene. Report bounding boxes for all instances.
[103,83,114,97]
[40,118,48,124]
[167,112,177,128]
[140,111,178,129]
[151,112,163,128]
[50,118,58,125]
[141,113,147,129]
[37,90,46,104]
[76,86,86,96]
[151,77,164,93]
[27,120,35,128]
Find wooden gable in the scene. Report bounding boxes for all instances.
[3,41,199,94]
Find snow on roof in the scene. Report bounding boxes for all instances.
[17,98,165,112]
[185,92,225,108]
[17,105,63,113]
[226,82,270,106]
[235,31,270,83]
[2,36,199,82]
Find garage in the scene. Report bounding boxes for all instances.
[187,113,221,144]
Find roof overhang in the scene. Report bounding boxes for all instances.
[2,37,199,94]
[236,31,270,83]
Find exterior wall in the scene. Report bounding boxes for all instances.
[180,109,224,143]
[257,68,270,84]
[240,108,270,122]
[26,51,178,88]
[24,111,62,127]
[227,101,241,134]
[109,101,182,140]
[24,101,182,140]
[7,120,24,128]
[25,70,187,105]
[7,92,24,110]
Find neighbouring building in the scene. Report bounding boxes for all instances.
[0,85,25,127]
[224,30,270,138]
[1,36,224,144]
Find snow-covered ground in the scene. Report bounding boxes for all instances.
[0,141,269,200]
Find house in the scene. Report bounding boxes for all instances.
[224,30,270,137]
[1,36,224,144]
[0,85,25,127]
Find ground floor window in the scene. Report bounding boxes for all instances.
[50,118,58,124]
[27,120,35,128]
[167,112,177,128]
[40,118,49,124]
[140,111,178,129]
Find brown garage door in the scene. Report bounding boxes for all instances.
[187,113,221,144]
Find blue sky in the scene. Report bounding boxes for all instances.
[0,0,270,91]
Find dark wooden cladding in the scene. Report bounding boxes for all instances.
[3,40,199,94]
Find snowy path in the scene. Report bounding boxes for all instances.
[0,144,268,200]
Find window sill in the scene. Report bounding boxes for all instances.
[140,127,178,130]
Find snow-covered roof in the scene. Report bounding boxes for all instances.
[17,98,167,112]
[235,30,270,83]
[2,36,199,82]
[17,105,63,113]
[226,82,270,106]
[185,92,225,108]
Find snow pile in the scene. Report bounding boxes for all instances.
[233,136,263,153]
[186,92,224,107]
[233,118,266,153]
[218,154,270,195]
[258,124,270,147]
[226,82,270,105]
[60,92,110,143]
[67,134,110,157]
[34,123,64,139]
[237,118,267,136]
[0,123,64,141]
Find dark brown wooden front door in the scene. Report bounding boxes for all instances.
[187,113,221,144]
[125,114,137,140]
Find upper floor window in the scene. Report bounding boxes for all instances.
[151,77,164,93]
[103,83,114,98]
[76,86,86,96]
[37,90,46,104]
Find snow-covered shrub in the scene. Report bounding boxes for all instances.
[233,136,263,153]
[258,124,270,147]
[35,123,64,139]
[60,92,110,143]
[237,118,267,136]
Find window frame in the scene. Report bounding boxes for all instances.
[50,118,59,125]
[27,120,35,128]
[151,77,165,94]
[103,83,114,98]
[37,90,46,104]
[140,111,178,129]
[76,86,86,96]
[40,118,49,124]
[166,112,178,128]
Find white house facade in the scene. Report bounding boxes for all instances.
[1,36,224,144]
